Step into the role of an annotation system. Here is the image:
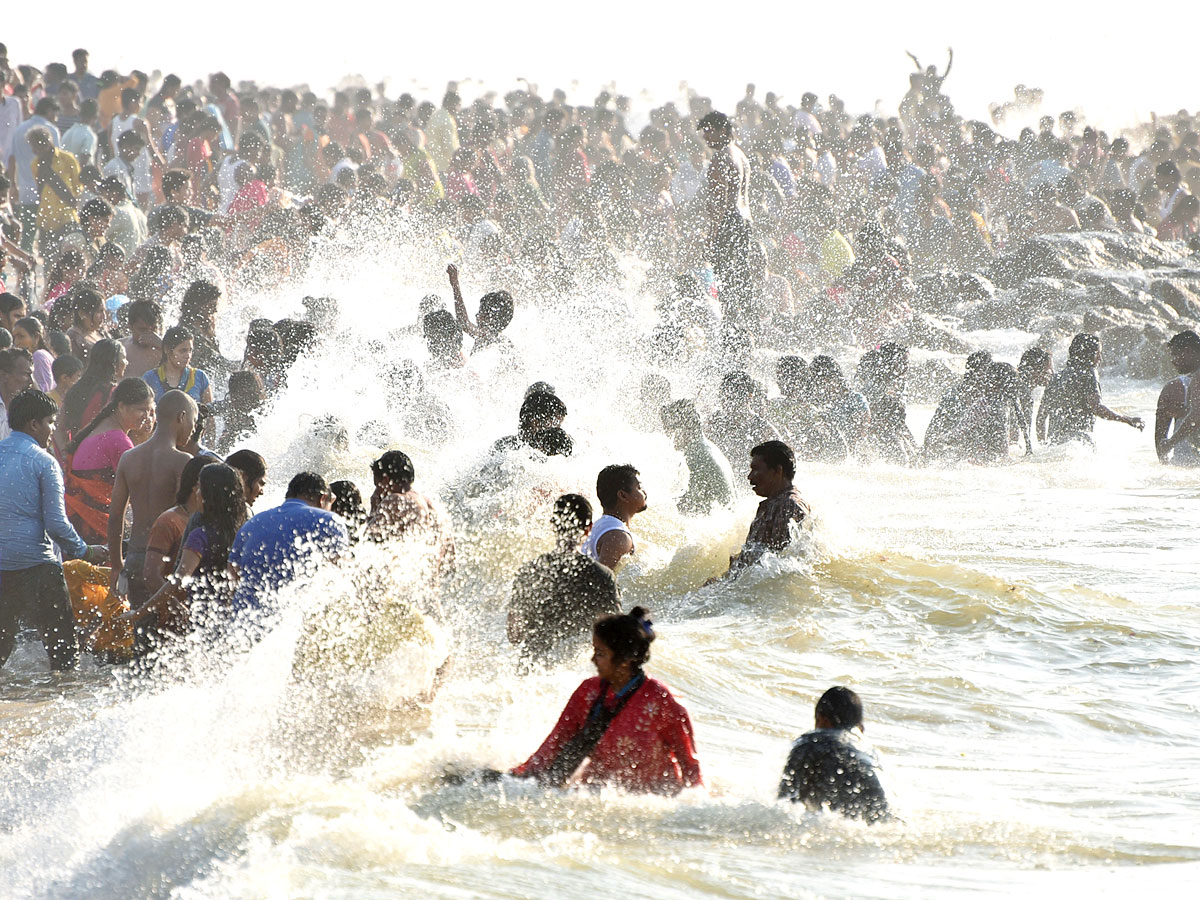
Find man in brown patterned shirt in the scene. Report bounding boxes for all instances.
[708,440,809,583]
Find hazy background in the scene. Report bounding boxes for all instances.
[5,2,1191,133]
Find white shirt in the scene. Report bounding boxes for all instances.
[0,95,23,171]
[582,514,633,563]
[61,122,99,163]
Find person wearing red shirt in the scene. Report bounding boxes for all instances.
[510,607,702,795]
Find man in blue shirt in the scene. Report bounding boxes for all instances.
[0,390,106,670]
[229,472,349,612]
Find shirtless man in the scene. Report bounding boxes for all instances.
[366,449,455,580]
[698,111,753,326]
[582,464,648,572]
[107,389,197,604]
[120,299,163,379]
[1155,330,1200,466]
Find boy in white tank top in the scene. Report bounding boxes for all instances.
[583,464,648,571]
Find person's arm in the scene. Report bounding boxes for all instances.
[510,680,592,779]
[1155,382,1183,461]
[1035,389,1052,442]
[594,529,633,572]
[107,454,131,592]
[1090,389,1143,429]
[125,548,200,623]
[41,454,90,562]
[661,697,703,788]
[506,571,530,645]
[446,263,480,337]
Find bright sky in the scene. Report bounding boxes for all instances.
[4,2,1191,134]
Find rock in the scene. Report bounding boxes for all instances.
[913,271,995,313]
[986,239,1072,288]
[1150,277,1200,320]
[903,313,973,354]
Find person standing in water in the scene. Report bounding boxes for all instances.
[508,493,620,661]
[1037,333,1143,446]
[1155,329,1200,465]
[709,440,810,582]
[582,463,647,572]
[659,398,734,516]
[698,111,753,327]
[510,607,702,794]
[778,686,891,824]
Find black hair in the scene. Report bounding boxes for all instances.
[48,330,72,358]
[272,318,317,367]
[527,426,573,456]
[423,310,462,355]
[965,349,993,374]
[1166,330,1200,354]
[176,453,217,505]
[180,280,221,323]
[477,290,514,334]
[371,450,415,487]
[596,463,639,509]
[195,464,246,568]
[519,390,567,431]
[7,388,57,431]
[286,471,328,500]
[225,448,267,486]
[51,354,84,382]
[593,606,655,667]
[815,686,864,730]
[60,338,124,437]
[660,398,700,432]
[13,316,46,351]
[329,480,367,536]
[67,376,151,454]
[1067,333,1100,362]
[551,493,592,537]
[125,299,163,331]
[79,197,113,224]
[160,325,193,366]
[0,292,25,320]
[776,354,808,388]
[750,439,796,481]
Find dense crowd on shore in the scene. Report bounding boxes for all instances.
[1,41,1198,817]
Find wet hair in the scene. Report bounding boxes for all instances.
[60,338,124,437]
[519,390,566,432]
[965,350,993,375]
[329,480,367,531]
[593,606,655,667]
[0,329,9,350]
[273,318,316,367]
[51,354,84,383]
[0,292,24,322]
[227,370,264,409]
[371,449,415,487]
[225,448,267,487]
[596,463,639,508]
[7,388,57,431]
[158,325,193,366]
[551,493,592,538]
[125,299,163,332]
[776,355,808,391]
[180,280,221,325]
[1018,347,1051,373]
[816,686,864,730]
[67,376,152,454]
[660,397,701,433]
[423,310,462,355]
[527,426,573,456]
[79,197,113,225]
[697,111,732,135]
[13,316,46,351]
[1166,330,1200,355]
[161,169,191,196]
[751,439,796,481]
[286,471,328,501]
[195,464,247,567]
[1067,333,1100,362]
[477,290,514,334]
[71,285,104,328]
[176,453,218,505]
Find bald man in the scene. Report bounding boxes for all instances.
[108,390,198,604]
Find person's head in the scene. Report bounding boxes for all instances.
[814,685,864,732]
[11,316,45,353]
[72,48,89,71]
[150,204,189,243]
[659,398,702,449]
[776,355,809,400]
[423,310,463,361]
[77,98,99,126]
[519,390,567,436]
[161,169,193,204]
[1166,330,1200,374]
[748,439,795,498]
[116,127,144,163]
[225,448,267,506]
[596,463,646,516]
[98,175,129,206]
[26,127,55,161]
[550,492,592,545]
[51,354,84,394]
[477,290,514,336]
[48,330,73,358]
[698,111,732,148]
[244,326,283,372]
[286,471,332,510]
[180,280,221,335]
[159,325,194,369]
[592,606,655,683]
[227,370,264,412]
[71,286,106,333]
[982,361,1019,401]
[1017,346,1052,386]
[120,87,141,114]
[1067,332,1101,367]
[963,349,993,387]
[0,293,26,331]
[371,449,415,493]
[329,480,366,528]
[8,388,58,447]
[67,375,154,453]
[155,389,199,447]
[0,348,35,403]
[79,197,114,240]
[125,299,163,339]
[176,453,217,508]
[719,370,757,411]
[1154,160,1181,192]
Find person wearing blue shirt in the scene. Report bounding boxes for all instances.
[229,471,349,613]
[0,389,106,670]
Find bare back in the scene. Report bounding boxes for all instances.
[122,439,193,550]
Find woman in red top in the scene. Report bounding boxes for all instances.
[511,607,702,795]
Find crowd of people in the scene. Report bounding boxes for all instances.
[2,41,1199,821]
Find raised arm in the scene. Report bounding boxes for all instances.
[446,263,481,338]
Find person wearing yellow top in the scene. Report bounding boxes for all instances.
[28,127,82,260]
